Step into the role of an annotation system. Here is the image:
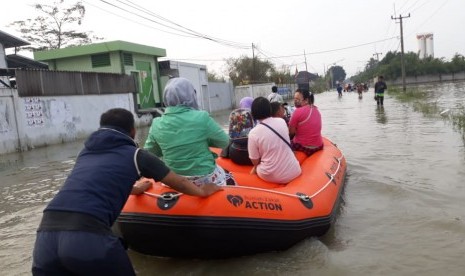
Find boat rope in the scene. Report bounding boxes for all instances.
[143,191,183,200]
[308,153,344,199]
[226,151,344,200]
[142,147,344,202]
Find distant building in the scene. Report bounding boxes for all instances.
[417,33,434,59]
[159,60,210,110]
[34,40,166,109]
[1,30,50,89]
[294,71,319,91]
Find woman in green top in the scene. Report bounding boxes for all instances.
[144,77,233,186]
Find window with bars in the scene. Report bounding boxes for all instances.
[123,53,133,66]
[91,53,111,67]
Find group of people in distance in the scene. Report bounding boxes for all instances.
[225,85,323,184]
[31,78,323,275]
[336,75,388,107]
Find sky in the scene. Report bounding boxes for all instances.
[1,0,464,78]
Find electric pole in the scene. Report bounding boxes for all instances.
[373,52,383,62]
[391,13,410,92]
[304,50,308,72]
[251,43,255,85]
[304,50,309,88]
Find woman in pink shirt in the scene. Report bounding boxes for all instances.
[248,97,301,184]
[288,89,324,156]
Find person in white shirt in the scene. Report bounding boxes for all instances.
[267,86,284,103]
[248,97,301,184]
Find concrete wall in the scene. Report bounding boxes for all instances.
[388,72,465,86]
[0,89,19,153]
[234,83,275,108]
[159,61,235,112]
[208,81,234,112]
[0,89,152,154]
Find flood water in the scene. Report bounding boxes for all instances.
[1,82,465,275]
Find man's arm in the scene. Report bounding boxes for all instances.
[135,149,222,197]
[160,171,222,197]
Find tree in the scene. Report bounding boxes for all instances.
[448,53,465,73]
[269,65,293,86]
[327,65,346,87]
[365,57,378,71]
[8,0,101,51]
[207,71,226,82]
[225,55,275,86]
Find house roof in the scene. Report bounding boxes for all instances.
[7,54,48,69]
[295,71,319,84]
[34,40,167,61]
[0,29,30,48]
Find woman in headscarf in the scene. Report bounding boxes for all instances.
[222,96,256,165]
[239,96,253,109]
[144,77,234,186]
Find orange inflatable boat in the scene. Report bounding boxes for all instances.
[116,137,346,258]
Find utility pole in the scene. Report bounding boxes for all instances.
[304,50,308,72]
[251,43,255,85]
[373,52,383,62]
[304,50,309,89]
[391,13,410,92]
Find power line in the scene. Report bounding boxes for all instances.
[97,0,251,49]
[82,0,197,38]
[408,0,431,14]
[97,0,200,38]
[397,0,413,14]
[407,0,449,37]
[120,0,250,49]
[399,0,422,14]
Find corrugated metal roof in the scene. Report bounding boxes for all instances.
[0,30,30,48]
[34,40,167,61]
[6,54,48,69]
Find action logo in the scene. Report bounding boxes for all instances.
[227,195,244,207]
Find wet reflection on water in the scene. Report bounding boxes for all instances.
[375,106,387,124]
[1,82,465,275]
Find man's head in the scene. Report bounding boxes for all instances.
[100,108,135,138]
[272,86,278,93]
[378,75,384,81]
[270,102,285,119]
[251,97,271,120]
